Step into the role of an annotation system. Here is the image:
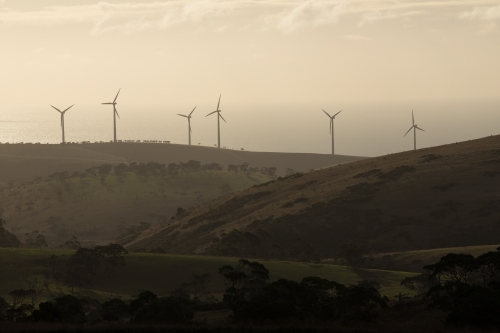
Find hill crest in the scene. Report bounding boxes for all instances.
[124,135,500,258]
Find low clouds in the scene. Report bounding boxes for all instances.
[0,1,236,34]
[460,4,500,20]
[358,10,423,27]
[0,0,499,34]
[342,34,372,41]
[270,1,347,33]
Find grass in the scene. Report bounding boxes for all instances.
[0,170,272,246]
[0,248,416,301]
[368,244,500,272]
[127,135,500,257]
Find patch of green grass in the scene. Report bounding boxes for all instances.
[0,248,416,301]
[370,244,499,272]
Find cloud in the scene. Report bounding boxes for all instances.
[342,34,372,41]
[0,1,236,34]
[270,1,347,33]
[460,4,500,20]
[358,10,423,27]
[1,0,500,34]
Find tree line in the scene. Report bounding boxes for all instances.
[2,245,499,329]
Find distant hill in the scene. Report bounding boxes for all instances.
[0,143,365,189]
[0,165,273,246]
[124,135,500,258]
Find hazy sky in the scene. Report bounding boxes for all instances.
[0,0,499,108]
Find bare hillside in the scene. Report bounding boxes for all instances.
[124,135,500,258]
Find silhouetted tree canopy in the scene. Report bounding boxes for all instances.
[24,231,48,249]
[0,219,21,248]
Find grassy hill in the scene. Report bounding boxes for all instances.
[0,248,415,300]
[124,135,500,258]
[0,167,272,246]
[0,142,365,189]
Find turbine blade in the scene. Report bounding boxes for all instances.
[177,114,188,118]
[416,126,425,132]
[50,105,62,113]
[412,110,414,126]
[114,106,120,119]
[189,106,196,117]
[62,104,74,113]
[206,111,217,117]
[322,109,331,118]
[216,95,221,111]
[219,113,226,123]
[404,126,413,137]
[102,103,113,105]
[113,88,121,103]
[333,109,342,117]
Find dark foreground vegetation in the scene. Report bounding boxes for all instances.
[1,245,500,332]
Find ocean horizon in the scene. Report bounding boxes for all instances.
[0,98,498,158]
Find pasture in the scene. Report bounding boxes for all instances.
[0,248,416,301]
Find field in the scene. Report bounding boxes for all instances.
[0,169,273,246]
[0,248,415,301]
[366,244,500,272]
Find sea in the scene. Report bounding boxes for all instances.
[0,98,498,158]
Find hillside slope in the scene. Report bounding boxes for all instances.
[0,143,364,188]
[125,135,500,257]
[0,169,272,246]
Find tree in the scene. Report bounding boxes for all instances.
[8,289,33,309]
[98,164,113,175]
[31,295,86,323]
[400,273,437,299]
[100,298,129,321]
[477,250,500,288]
[337,243,367,267]
[24,231,48,249]
[131,296,194,324]
[239,163,249,173]
[0,219,21,248]
[59,236,81,250]
[26,277,46,305]
[219,259,269,305]
[64,244,127,291]
[179,273,211,300]
[424,253,479,284]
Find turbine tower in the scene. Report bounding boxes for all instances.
[205,95,226,149]
[322,109,342,155]
[50,104,74,144]
[404,110,425,150]
[101,89,121,142]
[177,106,196,146]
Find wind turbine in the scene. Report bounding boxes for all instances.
[50,104,74,144]
[322,109,342,155]
[101,89,121,142]
[205,95,226,149]
[404,110,425,150]
[177,106,196,146]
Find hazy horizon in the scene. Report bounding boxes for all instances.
[1,0,499,156]
[1,98,498,157]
